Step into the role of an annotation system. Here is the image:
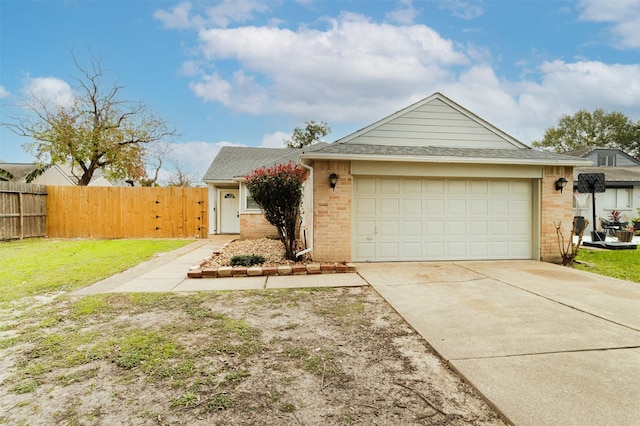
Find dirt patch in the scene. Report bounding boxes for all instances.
[0,288,506,425]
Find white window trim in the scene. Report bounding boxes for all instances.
[239,182,263,214]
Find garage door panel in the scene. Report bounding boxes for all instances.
[403,179,423,194]
[448,181,467,194]
[469,221,489,236]
[468,241,489,257]
[355,242,376,259]
[401,242,422,258]
[511,199,531,215]
[489,242,510,257]
[378,242,400,259]
[470,181,489,194]
[425,199,445,214]
[425,241,445,257]
[490,221,510,236]
[447,221,466,236]
[402,199,422,215]
[380,178,400,194]
[446,241,467,257]
[509,221,531,236]
[379,199,399,215]
[489,199,509,214]
[402,221,422,236]
[425,220,445,235]
[510,241,532,257]
[447,199,467,214]
[425,179,445,193]
[355,177,376,193]
[378,220,399,236]
[355,220,376,236]
[469,199,488,215]
[356,198,376,215]
[353,177,533,261]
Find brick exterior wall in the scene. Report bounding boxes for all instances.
[239,213,280,240]
[540,166,575,263]
[311,160,353,263]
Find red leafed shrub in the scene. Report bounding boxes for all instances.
[245,162,307,260]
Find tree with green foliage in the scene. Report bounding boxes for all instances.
[244,162,307,260]
[285,121,331,149]
[3,53,176,186]
[532,109,640,158]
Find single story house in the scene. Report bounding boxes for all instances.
[203,92,590,263]
[0,162,115,186]
[565,147,640,232]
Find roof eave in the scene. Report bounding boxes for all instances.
[301,152,593,167]
[202,179,237,185]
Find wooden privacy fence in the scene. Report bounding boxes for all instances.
[0,182,48,240]
[47,186,208,239]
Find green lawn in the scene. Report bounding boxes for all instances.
[0,238,193,305]
[576,247,640,283]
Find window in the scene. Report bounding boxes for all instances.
[240,183,261,212]
[614,188,632,209]
[597,154,616,166]
[246,192,260,210]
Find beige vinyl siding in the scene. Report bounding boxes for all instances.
[348,99,517,149]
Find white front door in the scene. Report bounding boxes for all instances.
[220,189,240,233]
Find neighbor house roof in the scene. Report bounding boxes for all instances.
[563,146,601,158]
[563,146,640,166]
[0,163,40,181]
[0,162,116,186]
[574,166,640,184]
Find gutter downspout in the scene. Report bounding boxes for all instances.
[296,160,313,258]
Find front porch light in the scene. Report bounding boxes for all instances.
[329,173,339,191]
[555,177,568,193]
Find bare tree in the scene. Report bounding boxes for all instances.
[3,52,177,185]
[165,162,198,187]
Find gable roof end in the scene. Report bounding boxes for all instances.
[333,92,529,150]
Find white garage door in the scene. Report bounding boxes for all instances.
[353,177,533,261]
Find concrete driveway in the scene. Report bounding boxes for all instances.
[357,260,640,426]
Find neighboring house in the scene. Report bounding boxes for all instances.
[203,92,590,263]
[564,147,640,232]
[0,162,115,186]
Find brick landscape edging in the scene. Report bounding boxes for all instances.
[187,261,357,279]
[187,240,356,279]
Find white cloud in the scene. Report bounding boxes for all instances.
[162,140,245,181]
[188,12,467,122]
[438,0,485,20]
[158,2,640,149]
[154,0,269,30]
[153,2,198,29]
[259,131,290,148]
[578,0,640,49]
[22,77,74,109]
[439,60,640,145]
[0,86,9,99]
[386,0,419,25]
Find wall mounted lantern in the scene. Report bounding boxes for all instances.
[555,177,568,193]
[328,173,339,191]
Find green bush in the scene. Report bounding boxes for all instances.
[230,254,266,267]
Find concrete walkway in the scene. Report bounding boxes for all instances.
[357,261,640,426]
[74,242,640,426]
[72,235,366,295]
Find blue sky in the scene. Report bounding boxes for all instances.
[1,0,640,182]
